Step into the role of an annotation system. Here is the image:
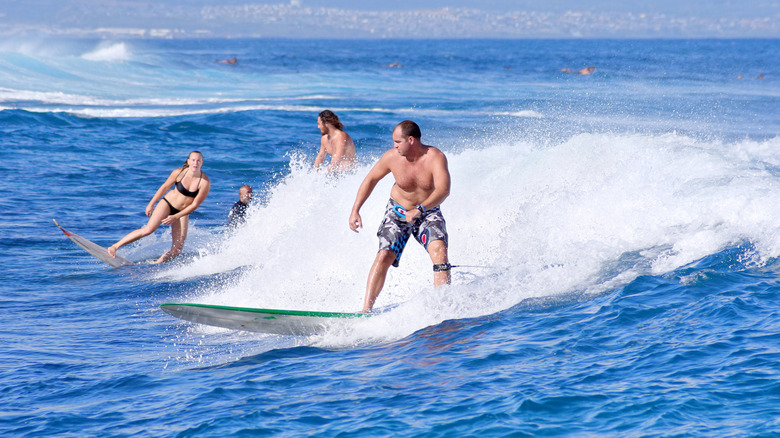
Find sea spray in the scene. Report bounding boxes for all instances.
[146,132,780,348]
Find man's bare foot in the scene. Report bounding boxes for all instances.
[107,246,117,258]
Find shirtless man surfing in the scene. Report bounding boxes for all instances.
[349,120,451,312]
[314,110,357,172]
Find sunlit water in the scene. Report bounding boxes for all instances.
[1,38,779,436]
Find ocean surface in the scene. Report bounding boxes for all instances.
[1,38,779,436]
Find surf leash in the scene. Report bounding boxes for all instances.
[433,263,493,272]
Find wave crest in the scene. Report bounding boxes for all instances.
[149,133,780,345]
[81,42,130,62]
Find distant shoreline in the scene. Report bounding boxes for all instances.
[1,5,777,40]
[1,33,779,41]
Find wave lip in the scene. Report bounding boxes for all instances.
[81,43,130,62]
[494,110,544,118]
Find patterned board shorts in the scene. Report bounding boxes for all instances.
[377,198,448,267]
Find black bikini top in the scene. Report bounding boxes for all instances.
[175,169,201,198]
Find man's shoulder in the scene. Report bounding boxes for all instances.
[423,143,445,154]
[423,145,448,162]
[379,147,399,160]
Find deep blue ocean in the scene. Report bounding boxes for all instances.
[1,38,779,436]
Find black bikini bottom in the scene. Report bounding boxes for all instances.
[162,198,181,215]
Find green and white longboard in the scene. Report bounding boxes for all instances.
[53,219,134,268]
[161,303,372,336]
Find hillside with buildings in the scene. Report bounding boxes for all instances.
[1,1,777,38]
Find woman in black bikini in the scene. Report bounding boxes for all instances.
[108,151,211,263]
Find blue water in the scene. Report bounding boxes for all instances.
[1,38,780,436]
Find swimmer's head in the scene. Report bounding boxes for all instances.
[318,110,344,131]
[239,185,253,203]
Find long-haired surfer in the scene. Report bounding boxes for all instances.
[313,110,357,173]
[107,150,211,263]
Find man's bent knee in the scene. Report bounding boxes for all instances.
[375,250,397,266]
[427,240,448,262]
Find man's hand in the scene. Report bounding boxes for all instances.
[349,210,363,232]
[405,208,421,223]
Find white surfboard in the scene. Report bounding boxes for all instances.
[160,302,372,336]
[53,219,134,267]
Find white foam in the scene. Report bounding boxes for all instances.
[0,87,406,117]
[0,87,344,107]
[494,110,544,118]
[154,133,780,347]
[81,42,130,62]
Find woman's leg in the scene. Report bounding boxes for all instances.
[155,215,189,263]
[108,201,169,257]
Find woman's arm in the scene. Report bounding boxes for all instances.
[146,168,180,216]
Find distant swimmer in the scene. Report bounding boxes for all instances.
[107,151,211,263]
[757,74,764,80]
[349,120,451,312]
[313,110,357,173]
[228,185,252,228]
[385,61,403,68]
[218,57,238,65]
[561,66,595,75]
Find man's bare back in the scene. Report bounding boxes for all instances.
[314,110,357,172]
[320,130,357,171]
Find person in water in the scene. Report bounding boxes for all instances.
[313,110,357,173]
[561,66,595,75]
[108,151,211,263]
[349,120,451,312]
[227,184,252,228]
